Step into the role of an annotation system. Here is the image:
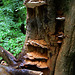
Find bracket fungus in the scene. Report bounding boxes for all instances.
[26,40,49,49]
[56,17,65,21]
[58,34,64,38]
[24,0,46,8]
[57,32,64,39]
[23,51,48,60]
[22,51,48,69]
[24,59,48,69]
[57,40,62,44]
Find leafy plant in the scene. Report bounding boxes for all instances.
[0,0,27,58]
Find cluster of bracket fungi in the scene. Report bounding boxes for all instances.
[19,40,49,74]
[24,0,46,8]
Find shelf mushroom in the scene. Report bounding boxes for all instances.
[57,41,62,44]
[56,17,65,21]
[24,0,46,8]
[24,59,48,69]
[23,51,48,60]
[26,39,49,49]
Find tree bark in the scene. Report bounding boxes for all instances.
[54,0,75,75]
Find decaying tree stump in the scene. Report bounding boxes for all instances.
[0,0,75,75]
[22,0,75,75]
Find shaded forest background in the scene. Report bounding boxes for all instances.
[0,0,27,59]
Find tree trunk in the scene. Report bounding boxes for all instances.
[54,0,75,75]
[22,0,75,75]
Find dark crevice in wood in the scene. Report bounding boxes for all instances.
[52,2,65,74]
[55,21,64,34]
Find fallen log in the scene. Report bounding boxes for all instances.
[0,46,17,65]
[0,64,43,75]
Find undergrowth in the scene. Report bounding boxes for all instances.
[0,0,27,59]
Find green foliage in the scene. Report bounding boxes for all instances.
[0,57,3,60]
[0,0,27,57]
